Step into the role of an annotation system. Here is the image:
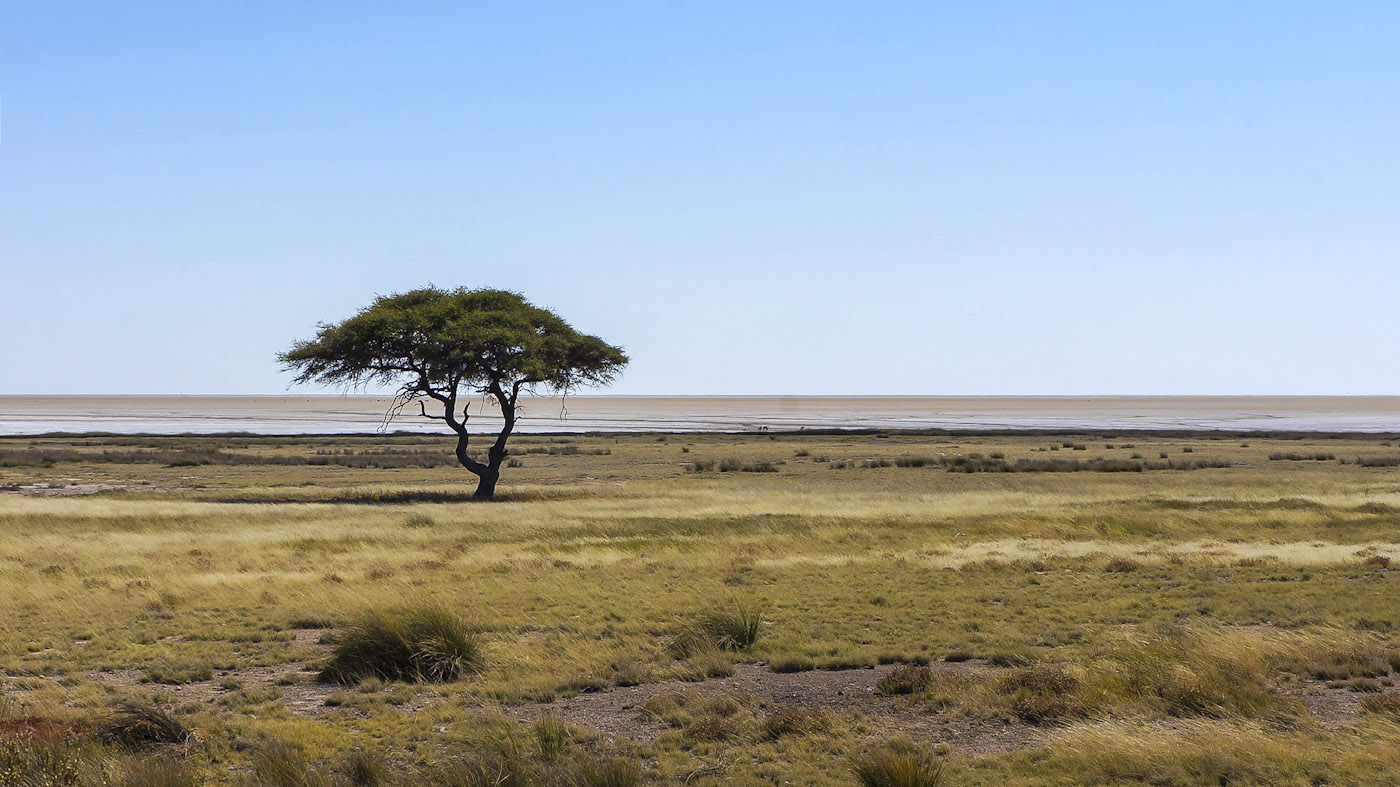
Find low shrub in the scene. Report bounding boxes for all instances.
[0,737,88,786]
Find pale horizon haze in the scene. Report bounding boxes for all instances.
[2,3,1397,396]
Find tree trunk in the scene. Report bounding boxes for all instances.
[472,467,499,501]
[446,382,517,501]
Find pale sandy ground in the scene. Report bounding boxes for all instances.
[1,394,1398,434]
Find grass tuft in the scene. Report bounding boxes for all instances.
[700,606,764,651]
[670,606,764,657]
[250,740,335,787]
[120,754,199,787]
[101,701,193,748]
[850,741,946,787]
[340,749,392,786]
[319,605,483,684]
[571,754,643,787]
[876,665,935,696]
[762,707,832,739]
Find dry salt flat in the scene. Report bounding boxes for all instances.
[1,394,1398,435]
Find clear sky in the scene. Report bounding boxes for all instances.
[2,2,1397,395]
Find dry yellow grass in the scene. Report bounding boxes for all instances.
[2,430,1399,784]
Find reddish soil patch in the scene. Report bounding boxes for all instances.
[0,717,92,743]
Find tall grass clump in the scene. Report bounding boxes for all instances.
[995,665,1086,722]
[850,740,945,787]
[0,736,86,787]
[530,716,581,760]
[339,749,393,787]
[101,701,193,748]
[320,606,483,684]
[876,665,935,696]
[250,740,336,787]
[571,754,643,787]
[1036,628,1276,720]
[670,605,764,657]
[762,707,832,739]
[1046,719,1312,787]
[120,755,199,787]
[903,628,1281,723]
[700,606,764,651]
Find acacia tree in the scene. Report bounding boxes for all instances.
[280,287,627,500]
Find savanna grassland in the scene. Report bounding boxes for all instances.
[4,430,1400,786]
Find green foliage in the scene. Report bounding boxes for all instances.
[280,287,627,498]
[320,606,484,685]
[280,287,627,396]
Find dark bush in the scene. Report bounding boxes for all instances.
[319,606,483,684]
[101,701,193,748]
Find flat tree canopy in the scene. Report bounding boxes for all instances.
[280,287,627,499]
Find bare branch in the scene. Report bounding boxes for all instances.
[417,400,448,421]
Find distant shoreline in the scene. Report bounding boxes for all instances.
[6,427,1400,440]
[1,394,1397,436]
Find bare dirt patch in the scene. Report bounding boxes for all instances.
[506,661,1041,754]
[1293,680,1400,728]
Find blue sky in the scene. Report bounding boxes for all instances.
[2,2,1397,395]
